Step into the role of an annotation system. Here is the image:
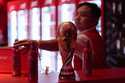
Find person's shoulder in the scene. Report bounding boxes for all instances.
[77,33,89,47]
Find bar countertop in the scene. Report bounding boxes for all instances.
[38,67,125,83]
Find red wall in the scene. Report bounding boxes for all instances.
[0,0,7,46]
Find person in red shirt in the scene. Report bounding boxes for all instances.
[14,2,106,71]
[72,2,106,70]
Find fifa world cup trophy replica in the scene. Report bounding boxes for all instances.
[58,22,77,82]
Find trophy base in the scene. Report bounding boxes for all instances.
[58,79,75,83]
[58,71,76,83]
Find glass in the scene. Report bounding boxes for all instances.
[8,11,17,46]
[17,9,28,40]
[58,4,75,24]
[30,7,40,40]
[40,6,57,73]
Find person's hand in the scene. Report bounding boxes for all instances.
[14,40,38,53]
[14,40,38,48]
[14,40,32,47]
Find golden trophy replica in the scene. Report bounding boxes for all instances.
[58,22,77,82]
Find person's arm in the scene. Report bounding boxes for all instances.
[14,39,59,51]
[38,39,59,51]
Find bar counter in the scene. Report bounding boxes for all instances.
[39,67,125,83]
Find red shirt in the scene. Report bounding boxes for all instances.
[74,28,106,70]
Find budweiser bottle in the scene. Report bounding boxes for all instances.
[28,42,38,83]
[13,39,21,76]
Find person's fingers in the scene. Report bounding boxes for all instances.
[14,40,38,48]
[17,45,30,52]
[14,40,31,47]
[14,40,28,45]
[14,42,29,47]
